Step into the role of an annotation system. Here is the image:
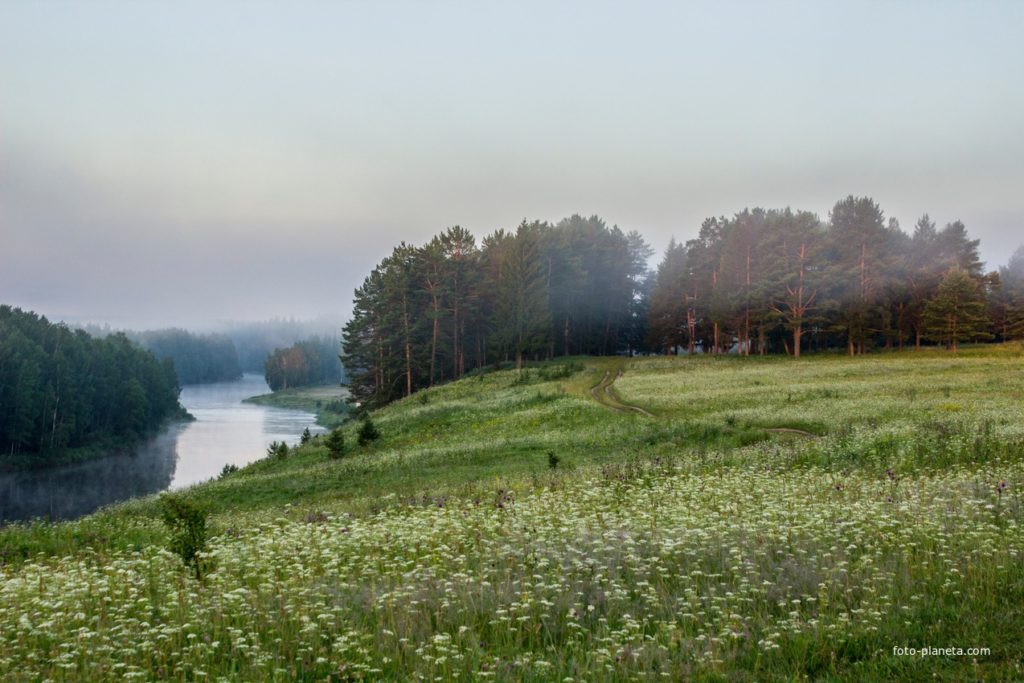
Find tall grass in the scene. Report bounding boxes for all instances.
[2,348,1024,680]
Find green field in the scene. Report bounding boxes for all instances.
[243,384,351,429]
[2,346,1024,681]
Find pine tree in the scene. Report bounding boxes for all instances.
[826,196,894,355]
[439,226,480,379]
[325,429,345,459]
[418,237,448,386]
[999,245,1024,340]
[766,211,824,358]
[495,222,551,369]
[905,214,942,349]
[922,269,993,351]
[358,417,380,446]
[342,268,388,407]
[646,239,689,353]
[1006,294,1024,340]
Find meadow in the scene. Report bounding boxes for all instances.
[2,345,1023,681]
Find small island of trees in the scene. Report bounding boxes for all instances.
[263,336,344,391]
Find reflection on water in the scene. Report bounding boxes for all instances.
[0,426,181,523]
[0,374,324,524]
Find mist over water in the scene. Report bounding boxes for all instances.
[0,427,180,524]
[0,374,324,524]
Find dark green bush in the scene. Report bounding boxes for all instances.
[267,441,289,460]
[538,360,585,380]
[324,399,349,415]
[326,429,345,459]
[358,418,380,446]
[159,494,209,580]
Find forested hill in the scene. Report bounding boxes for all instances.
[343,200,1024,408]
[0,305,185,465]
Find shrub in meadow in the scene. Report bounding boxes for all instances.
[300,427,312,445]
[358,417,380,446]
[326,429,345,459]
[159,494,208,580]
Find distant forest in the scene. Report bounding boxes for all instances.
[264,336,344,391]
[80,325,241,385]
[0,306,184,462]
[342,198,1024,407]
[134,329,241,385]
[80,319,344,387]
[222,318,344,374]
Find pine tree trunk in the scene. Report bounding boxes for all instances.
[794,324,802,359]
[744,309,750,356]
[405,340,412,397]
[49,394,60,449]
[452,305,459,380]
[429,296,439,386]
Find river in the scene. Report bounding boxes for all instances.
[0,374,325,524]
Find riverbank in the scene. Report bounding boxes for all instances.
[243,383,350,429]
[0,408,194,474]
[1,374,323,524]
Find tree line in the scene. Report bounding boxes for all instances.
[0,306,185,463]
[646,197,1024,356]
[81,325,242,385]
[221,317,344,373]
[133,329,241,384]
[342,217,651,407]
[342,200,1024,408]
[83,321,345,389]
[264,335,344,391]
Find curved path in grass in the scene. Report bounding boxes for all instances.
[585,362,816,437]
[588,365,656,417]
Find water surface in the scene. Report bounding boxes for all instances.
[0,374,324,524]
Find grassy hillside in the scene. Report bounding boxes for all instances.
[2,346,1024,681]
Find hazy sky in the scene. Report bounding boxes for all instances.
[2,1,1022,329]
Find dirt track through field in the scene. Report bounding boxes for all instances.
[588,368,656,417]
[585,364,817,436]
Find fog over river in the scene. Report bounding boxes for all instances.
[0,374,325,524]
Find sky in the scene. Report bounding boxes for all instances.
[2,1,1023,329]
